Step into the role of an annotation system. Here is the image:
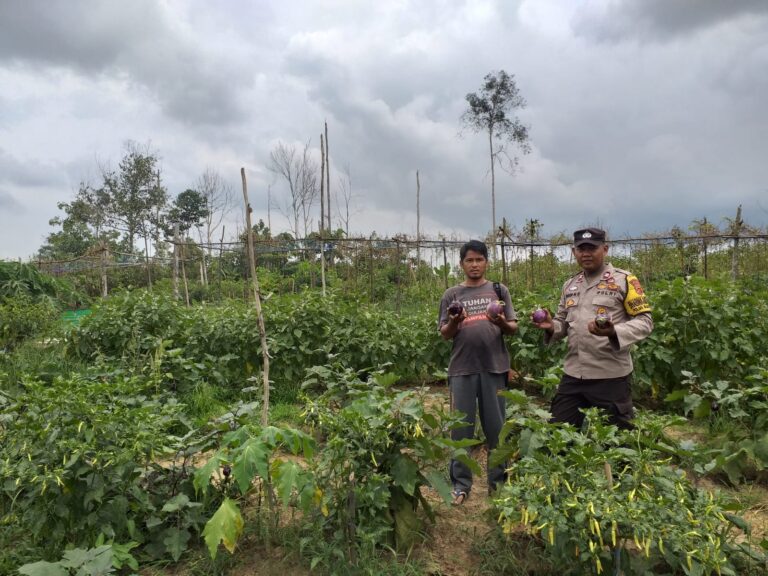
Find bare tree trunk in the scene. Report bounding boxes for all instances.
[173,225,180,301]
[241,168,271,427]
[489,128,496,237]
[197,228,209,287]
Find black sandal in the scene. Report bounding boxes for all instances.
[451,489,468,506]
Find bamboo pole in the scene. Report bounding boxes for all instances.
[100,242,108,298]
[416,170,421,281]
[241,167,271,427]
[173,225,180,301]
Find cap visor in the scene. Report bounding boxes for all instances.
[575,239,603,247]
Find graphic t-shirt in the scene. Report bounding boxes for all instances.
[438,281,517,376]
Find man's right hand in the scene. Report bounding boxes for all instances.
[530,309,554,333]
[448,309,467,325]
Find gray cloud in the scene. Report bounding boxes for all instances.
[573,0,768,42]
[0,0,250,127]
[2,0,768,258]
[0,189,23,212]
[0,148,62,188]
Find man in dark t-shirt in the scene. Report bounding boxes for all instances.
[438,240,518,504]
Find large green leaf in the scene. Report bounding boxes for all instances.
[17,562,68,576]
[161,493,191,513]
[519,429,544,457]
[203,497,244,559]
[232,438,270,493]
[163,527,191,562]
[425,470,452,502]
[274,459,309,506]
[193,453,223,495]
[391,454,420,496]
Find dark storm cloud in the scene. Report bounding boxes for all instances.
[0,148,62,188]
[573,0,768,42]
[0,1,248,126]
[0,1,162,70]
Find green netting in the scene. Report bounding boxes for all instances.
[61,309,91,325]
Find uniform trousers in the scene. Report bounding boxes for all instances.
[550,373,634,430]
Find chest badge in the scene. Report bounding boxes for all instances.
[566,298,576,308]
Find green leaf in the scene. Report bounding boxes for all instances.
[193,453,223,495]
[17,562,68,576]
[724,512,751,535]
[203,497,244,559]
[425,470,452,502]
[60,546,113,572]
[519,429,543,456]
[232,438,270,493]
[163,527,191,562]
[663,389,687,403]
[161,493,191,513]
[683,393,702,416]
[274,459,302,506]
[391,454,420,496]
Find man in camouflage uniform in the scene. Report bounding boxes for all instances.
[532,228,653,429]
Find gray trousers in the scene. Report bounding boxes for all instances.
[449,372,507,494]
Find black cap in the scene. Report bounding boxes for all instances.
[574,227,606,246]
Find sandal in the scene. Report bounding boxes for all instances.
[451,489,468,506]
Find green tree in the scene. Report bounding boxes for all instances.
[167,189,210,236]
[102,142,167,252]
[462,70,531,235]
[38,183,115,260]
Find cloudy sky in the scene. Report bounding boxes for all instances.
[1,0,767,259]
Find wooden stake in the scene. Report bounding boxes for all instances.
[731,204,743,280]
[325,120,331,230]
[100,241,108,298]
[320,134,326,232]
[173,224,180,301]
[241,167,271,427]
[416,170,421,281]
[181,246,190,307]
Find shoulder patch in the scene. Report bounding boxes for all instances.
[623,274,651,316]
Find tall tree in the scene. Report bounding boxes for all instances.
[269,140,319,239]
[462,70,531,236]
[38,182,114,260]
[195,168,232,252]
[167,189,210,235]
[335,163,356,237]
[101,142,166,252]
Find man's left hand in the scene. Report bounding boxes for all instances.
[486,311,506,326]
[488,312,517,335]
[588,320,616,337]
